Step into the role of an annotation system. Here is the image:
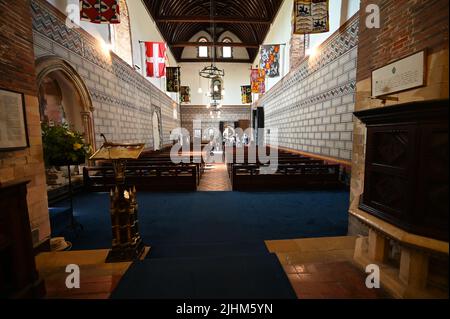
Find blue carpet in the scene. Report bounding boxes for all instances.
[62,190,349,298]
[64,190,350,255]
[111,255,297,299]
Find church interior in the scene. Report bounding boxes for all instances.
[0,0,448,301]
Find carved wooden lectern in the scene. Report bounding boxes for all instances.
[90,137,146,263]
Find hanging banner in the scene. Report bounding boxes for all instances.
[241,86,252,104]
[145,42,167,78]
[180,86,191,103]
[260,45,281,78]
[166,67,181,93]
[251,69,266,94]
[80,0,121,24]
[293,0,330,34]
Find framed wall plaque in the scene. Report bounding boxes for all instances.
[371,50,427,98]
[0,88,29,151]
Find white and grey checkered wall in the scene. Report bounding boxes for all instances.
[258,17,359,161]
[31,0,180,150]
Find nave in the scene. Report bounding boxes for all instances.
[1,0,448,302]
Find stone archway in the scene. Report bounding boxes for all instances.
[35,56,96,150]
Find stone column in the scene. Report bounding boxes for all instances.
[340,0,350,26]
[290,33,308,71]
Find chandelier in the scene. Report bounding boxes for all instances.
[199,64,225,79]
[199,0,224,80]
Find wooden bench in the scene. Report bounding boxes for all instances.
[232,163,342,191]
[83,165,198,192]
[99,160,203,185]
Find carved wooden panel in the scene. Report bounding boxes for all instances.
[355,100,449,242]
[0,180,45,298]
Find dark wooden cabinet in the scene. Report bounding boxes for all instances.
[354,100,449,242]
[0,179,45,298]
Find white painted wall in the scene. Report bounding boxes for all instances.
[181,31,250,60]
[308,0,360,49]
[45,0,179,101]
[253,0,360,92]
[127,0,179,100]
[179,62,252,105]
[252,0,293,90]
[46,0,111,42]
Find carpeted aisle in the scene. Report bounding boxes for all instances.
[111,255,296,299]
[62,190,349,298]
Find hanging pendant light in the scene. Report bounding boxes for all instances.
[199,64,225,79]
[199,0,224,80]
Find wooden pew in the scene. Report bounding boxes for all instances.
[83,165,198,192]
[231,163,342,191]
[98,159,204,185]
[228,159,323,179]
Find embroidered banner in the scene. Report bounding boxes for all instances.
[293,0,329,34]
[166,67,181,93]
[251,69,266,94]
[241,86,252,104]
[145,42,167,78]
[180,86,191,103]
[260,45,281,78]
[80,0,120,24]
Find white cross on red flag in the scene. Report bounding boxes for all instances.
[145,42,167,78]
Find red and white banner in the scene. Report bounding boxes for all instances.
[80,0,121,24]
[145,42,167,78]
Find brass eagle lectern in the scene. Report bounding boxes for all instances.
[90,135,146,263]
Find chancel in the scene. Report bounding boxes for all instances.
[0,0,448,302]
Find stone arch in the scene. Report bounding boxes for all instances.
[35,56,96,149]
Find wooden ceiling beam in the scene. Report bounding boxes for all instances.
[178,58,252,63]
[169,42,260,48]
[156,16,272,24]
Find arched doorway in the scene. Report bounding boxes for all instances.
[35,56,95,149]
[152,111,161,151]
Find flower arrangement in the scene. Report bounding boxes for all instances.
[41,123,92,167]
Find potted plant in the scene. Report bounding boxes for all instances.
[41,123,91,168]
[41,124,92,233]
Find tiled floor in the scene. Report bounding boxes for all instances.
[36,237,391,299]
[266,236,391,299]
[285,261,389,299]
[36,248,149,299]
[198,163,232,191]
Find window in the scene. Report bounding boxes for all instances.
[222,38,233,59]
[198,37,209,58]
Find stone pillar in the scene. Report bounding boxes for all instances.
[340,0,350,26]
[290,33,308,71]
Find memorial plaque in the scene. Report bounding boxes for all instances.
[0,89,29,151]
[372,51,426,98]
